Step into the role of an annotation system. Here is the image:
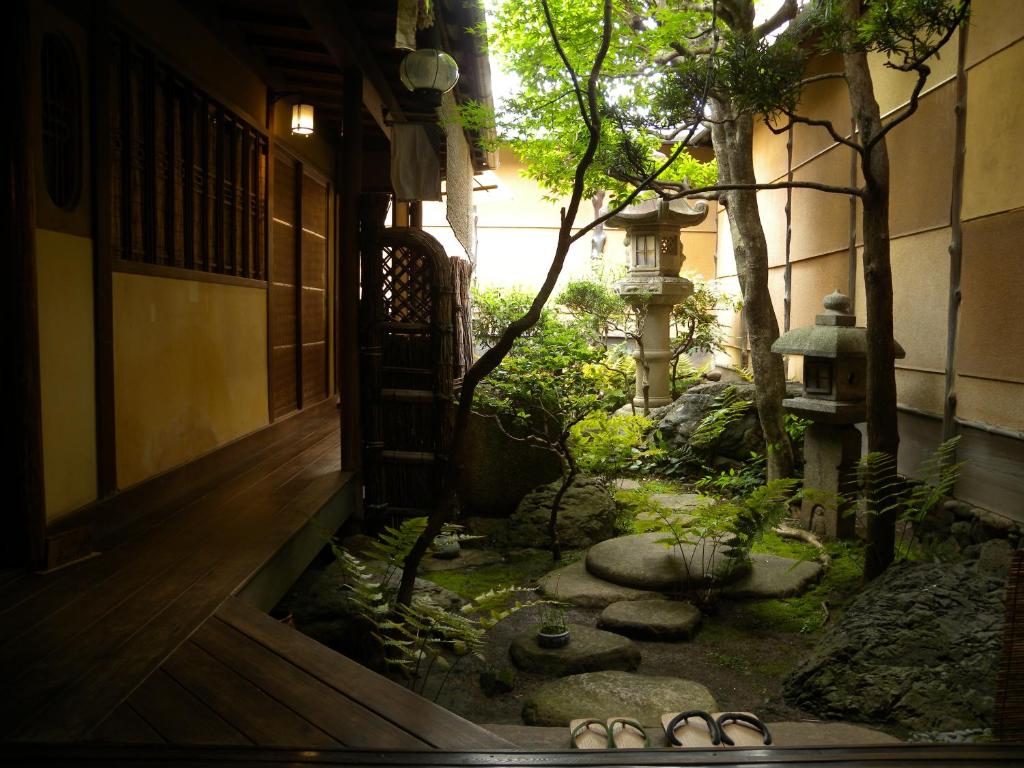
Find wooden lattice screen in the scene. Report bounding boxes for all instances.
[109,28,268,277]
[361,223,454,521]
[996,547,1024,741]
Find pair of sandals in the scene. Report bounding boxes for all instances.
[569,711,772,749]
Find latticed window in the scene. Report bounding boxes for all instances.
[109,29,268,278]
[41,33,82,211]
[634,233,657,268]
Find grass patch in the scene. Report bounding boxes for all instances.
[422,549,573,600]
[741,541,865,635]
[750,530,819,561]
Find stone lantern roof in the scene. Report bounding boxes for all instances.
[772,291,906,360]
[605,197,709,229]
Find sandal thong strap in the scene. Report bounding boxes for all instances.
[664,710,722,746]
[607,718,650,748]
[716,712,772,746]
[570,718,611,749]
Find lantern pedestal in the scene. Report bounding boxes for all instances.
[800,422,860,540]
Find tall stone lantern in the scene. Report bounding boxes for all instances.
[606,198,708,410]
[772,291,905,539]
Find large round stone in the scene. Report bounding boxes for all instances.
[721,553,823,599]
[522,671,717,727]
[509,624,640,676]
[538,561,660,608]
[586,533,747,591]
[508,477,618,550]
[597,599,703,641]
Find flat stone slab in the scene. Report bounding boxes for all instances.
[537,560,660,608]
[649,492,711,511]
[586,533,747,591]
[522,670,717,728]
[721,553,824,599]
[509,624,641,677]
[419,548,505,572]
[597,599,702,641]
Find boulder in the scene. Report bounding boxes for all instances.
[655,381,800,461]
[784,561,1006,735]
[523,671,717,728]
[458,412,563,517]
[507,477,618,550]
[721,553,824,599]
[538,560,660,608]
[586,532,748,591]
[598,599,703,640]
[509,624,641,676]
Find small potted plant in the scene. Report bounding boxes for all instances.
[536,602,570,649]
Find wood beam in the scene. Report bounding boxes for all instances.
[297,0,396,136]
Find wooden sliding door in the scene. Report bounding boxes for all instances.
[270,150,329,420]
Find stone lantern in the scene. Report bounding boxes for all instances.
[606,198,708,409]
[772,291,905,539]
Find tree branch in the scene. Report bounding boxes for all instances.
[753,0,798,39]
[770,110,864,154]
[665,179,865,199]
[540,0,592,133]
[867,64,929,150]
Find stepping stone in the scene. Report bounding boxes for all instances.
[615,478,642,490]
[586,533,748,592]
[509,624,641,677]
[419,549,505,572]
[538,560,660,608]
[597,599,702,641]
[649,492,711,511]
[721,553,824,599]
[522,670,717,728]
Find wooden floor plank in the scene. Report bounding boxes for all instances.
[0,414,337,636]
[162,641,339,749]
[125,669,252,746]
[10,442,347,742]
[194,616,429,749]
[1,432,339,714]
[215,598,514,750]
[88,704,165,745]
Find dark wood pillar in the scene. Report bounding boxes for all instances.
[91,0,117,496]
[4,0,46,568]
[338,72,364,472]
[410,201,423,229]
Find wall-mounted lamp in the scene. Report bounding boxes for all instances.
[291,103,315,137]
[399,48,459,95]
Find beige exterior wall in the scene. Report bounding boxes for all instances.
[713,0,1024,515]
[36,230,99,521]
[113,274,270,489]
[423,148,719,293]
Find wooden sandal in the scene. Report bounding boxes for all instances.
[661,710,723,748]
[607,717,649,749]
[714,712,772,746]
[569,718,612,749]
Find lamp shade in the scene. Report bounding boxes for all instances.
[399,48,459,94]
[291,103,314,136]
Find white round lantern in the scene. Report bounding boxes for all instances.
[291,103,315,136]
[399,49,460,94]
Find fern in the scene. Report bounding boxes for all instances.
[690,385,751,449]
[857,436,964,561]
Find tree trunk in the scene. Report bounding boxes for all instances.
[709,100,795,481]
[548,444,576,562]
[845,49,900,580]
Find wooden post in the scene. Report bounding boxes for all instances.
[4,0,46,567]
[91,0,117,497]
[410,201,423,229]
[943,22,970,450]
[339,71,363,471]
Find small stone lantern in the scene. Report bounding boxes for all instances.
[605,198,708,409]
[772,291,905,539]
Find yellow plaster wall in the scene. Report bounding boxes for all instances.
[36,230,98,521]
[965,0,1024,68]
[962,38,1024,221]
[113,274,269,488]
[890,227,952,373]
[869,32,958,117]
[897,369,946,416]
[956,377,1024,433]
